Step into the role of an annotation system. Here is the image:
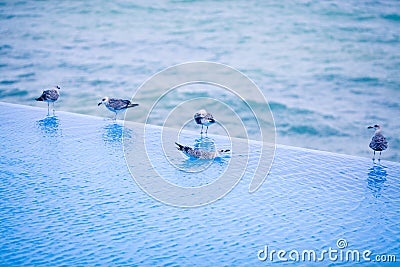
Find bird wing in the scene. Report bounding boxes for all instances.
[41,89,59,101]
[205,113,215,123]
[108,99,130,110]
[194,112,215,124]
[176,142,205,158]
[194,112,203,119]
[370,134,388,150]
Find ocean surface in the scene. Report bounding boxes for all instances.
[1,0,399,162]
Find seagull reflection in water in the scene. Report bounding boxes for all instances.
[367,165,387,198]
[36,116,61,137]
[102,123,132,144]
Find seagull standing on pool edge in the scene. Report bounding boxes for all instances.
[368,124,388,163]
[98,97,139,120]
[194,109,215,134]
[35,85,60,116]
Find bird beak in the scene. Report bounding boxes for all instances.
[367,126,373,129]
[98,102,102,106]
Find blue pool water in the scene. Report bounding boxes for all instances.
[0,1,400,161]
[0,102,399,266]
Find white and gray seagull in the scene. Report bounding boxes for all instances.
[194,109,215,134]
[175,142,230,159]
[35,85,60,116]
[368,124,388,162]
[98,96,139,120]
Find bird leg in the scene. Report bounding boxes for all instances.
[113,112,117,121]
[200,125,204,134]
[47,102,50,116]
[52,102,56,116]
[206,126,209,135]
[372,151,375,163]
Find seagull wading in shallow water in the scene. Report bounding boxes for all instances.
[194,109,215,134]
[35,85,60,116]
[98,97,139,120]
[368,124,388,162]
[175,142,230,159]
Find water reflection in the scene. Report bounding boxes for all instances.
[36,116,61,137]
[102,123,132,144]
[194,136,217,152]
[367,165,387,198]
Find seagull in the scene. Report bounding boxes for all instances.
[35,85,60,116]
[175,142,230,159]
[368,124,388,162]
[194,109,215,134]
[98,97,139,120]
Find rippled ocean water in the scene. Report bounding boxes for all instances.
[1,0,399,161]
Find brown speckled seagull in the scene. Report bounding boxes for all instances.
[35,85,60,116]
[194,109,215,134]
[175,142,230,159]
[98,96,139,120]
[368,124,388,162]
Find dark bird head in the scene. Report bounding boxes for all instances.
[368,124,383,135]
[98,96,109,106]
[368,124,380,130]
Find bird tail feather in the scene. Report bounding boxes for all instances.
[127,103,139,108]
[175,142,184,151]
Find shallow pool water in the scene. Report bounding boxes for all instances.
[0,102,399,266]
